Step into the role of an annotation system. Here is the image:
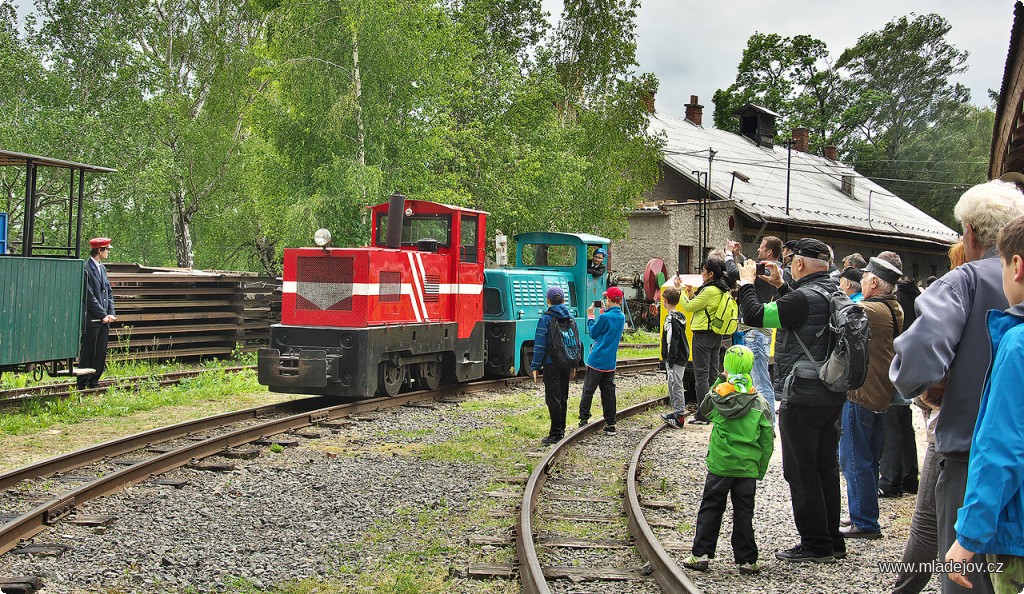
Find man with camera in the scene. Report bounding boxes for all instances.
[737,238,847,563]
[725,237,787,425]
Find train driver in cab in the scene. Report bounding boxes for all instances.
[588,247,608,278]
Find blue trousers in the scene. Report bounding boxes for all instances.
[744,330,775,426]
[839,401,884,533]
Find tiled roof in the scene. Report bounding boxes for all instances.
[651,113,959,245]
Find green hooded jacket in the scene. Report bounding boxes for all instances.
[698,379,774,479]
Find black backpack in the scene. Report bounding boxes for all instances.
[793,285,870,393]
[547,315,582,370]
[662,311,688,366]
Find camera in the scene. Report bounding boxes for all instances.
[756,262,767,276]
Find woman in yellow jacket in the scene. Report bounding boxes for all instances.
[678,258,729,424]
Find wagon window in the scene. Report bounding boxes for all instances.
[521,243,576,268]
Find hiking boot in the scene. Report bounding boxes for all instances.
[682,554,710,572]
[737,561,763,575]
[603,425,617,435]
[774,545,834,564]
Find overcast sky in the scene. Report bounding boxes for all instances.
[545,0,1017,123]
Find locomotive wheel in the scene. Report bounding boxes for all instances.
[417,361,442,391]
[377,361,404,397]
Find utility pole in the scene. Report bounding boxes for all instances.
[706,148,716,260]
[785,137,793,216]
[692,170,708,259]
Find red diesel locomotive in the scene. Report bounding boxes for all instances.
[258,194,489,398]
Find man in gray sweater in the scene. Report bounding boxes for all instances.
[889,179,1024,594]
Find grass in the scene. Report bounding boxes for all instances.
[620,329,659,344]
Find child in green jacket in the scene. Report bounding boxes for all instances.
[683,345,774,575]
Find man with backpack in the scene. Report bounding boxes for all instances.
[737,238,849,564]
[840,253,905,541]
[531,286,581,445]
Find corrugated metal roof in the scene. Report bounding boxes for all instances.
[651,113,959,245]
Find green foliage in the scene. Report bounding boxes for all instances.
[4,0,660,269]
[713,13,981,226]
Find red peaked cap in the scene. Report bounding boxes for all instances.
[89,237,112,249]
[603,286,624,302]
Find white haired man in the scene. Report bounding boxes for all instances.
[890,179,1024,594]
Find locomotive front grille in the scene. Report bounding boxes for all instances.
[379,271,402,303]
[295,256,355,311]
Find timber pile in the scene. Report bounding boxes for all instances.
[105,264,281,362]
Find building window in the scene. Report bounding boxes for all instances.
[678,245,692,275]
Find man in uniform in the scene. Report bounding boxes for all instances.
[78,237,116,390]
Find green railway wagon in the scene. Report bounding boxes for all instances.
[0,257,85,370]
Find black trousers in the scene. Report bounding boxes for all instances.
[542,365,572,437]
[879,405,919,494]
[78,323,110,389]
[779,401,844,556]
[691,331,723,422]
[579,368,616,425]
[692,472,758,564]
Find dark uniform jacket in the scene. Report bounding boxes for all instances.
[738,270,845,407]
[84,258,115,327]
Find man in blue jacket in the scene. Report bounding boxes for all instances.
[891,180,1024,594]
[78,236,117,390]
[579,287,626,435]
[531,286,576,445]
[945,214,1024,592]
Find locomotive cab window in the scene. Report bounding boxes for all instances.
[460,216,478,263]
[521,243,576,268]
[376,213,451,247]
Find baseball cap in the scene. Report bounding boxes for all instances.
[545,286,564,301]
[840,267,864,283]
[603,286,624,302]
[792,238,831,261]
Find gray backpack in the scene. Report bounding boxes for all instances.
[793,285,871,393]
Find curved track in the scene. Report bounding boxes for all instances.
[517,398,703,594]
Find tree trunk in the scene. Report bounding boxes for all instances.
[171,188,195,268]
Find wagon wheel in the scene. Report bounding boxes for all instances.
[416,361,442,391]
[377,361,404,397]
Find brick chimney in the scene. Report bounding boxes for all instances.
[641,90,656,114]
[685,95,704,126]
[823,145,837,161]
[792,127,809,153]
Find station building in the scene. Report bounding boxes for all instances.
[614,97,959,283]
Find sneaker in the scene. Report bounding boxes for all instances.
[689,418,710,426]
[737,561,763,575]
[878,488,902,499]
[603,425,617,435]
[840,518,852,527]
[578,418,589,428]
[774,545,834,564]
[541,434,563,445]
[682,554,710,572]
[663,415,683,428]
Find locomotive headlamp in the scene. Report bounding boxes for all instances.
[314,228,332,247]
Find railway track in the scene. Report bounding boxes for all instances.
[0,358,662,559]
[513,398,703,594]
